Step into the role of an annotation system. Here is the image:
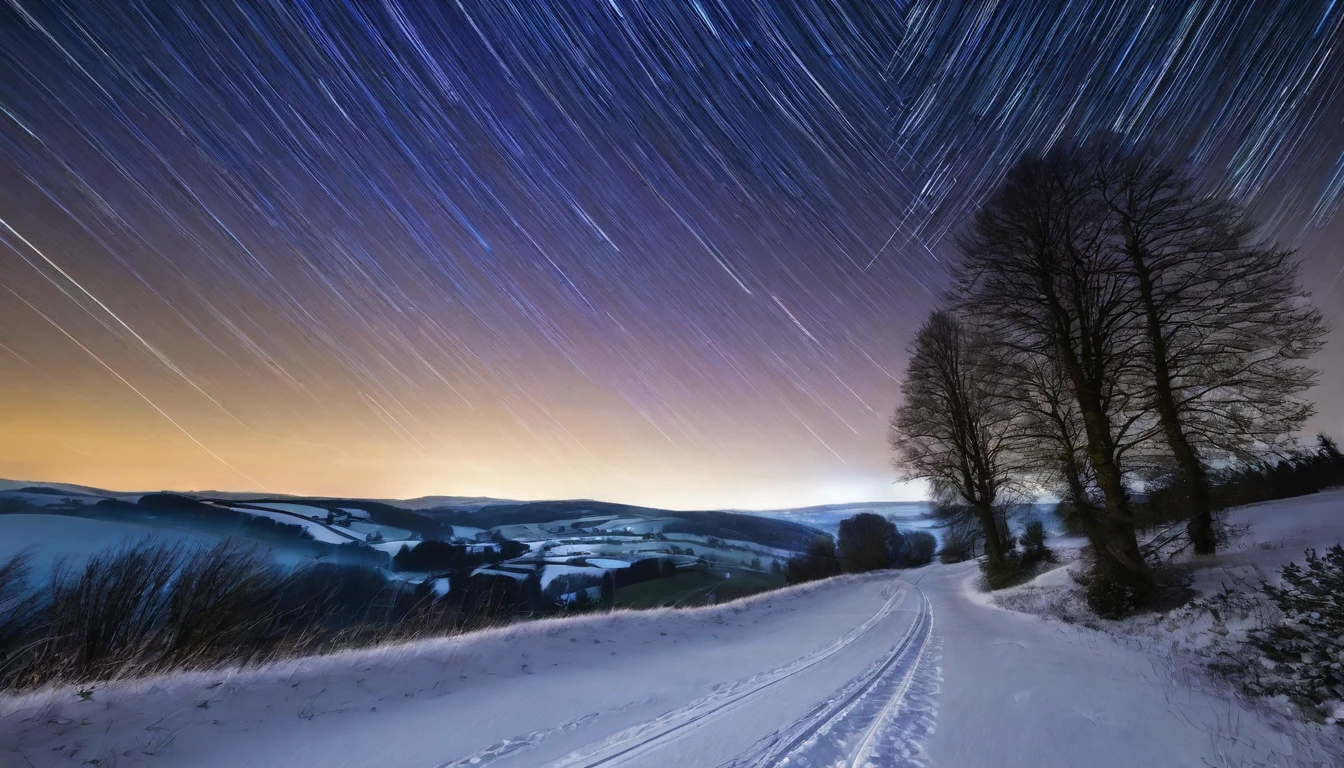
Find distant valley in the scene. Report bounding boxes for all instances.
[0,480,934,611]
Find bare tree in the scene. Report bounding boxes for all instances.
[953,151,1155,600]
[1093,148,1327,554]
[890,311,1021,570]
[1001,346,1103,533]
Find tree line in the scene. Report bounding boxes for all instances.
[784,512,936,584]
[890,143,1328,616]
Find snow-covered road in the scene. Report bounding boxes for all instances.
[540,580,935,768]
[3,563,1334,767]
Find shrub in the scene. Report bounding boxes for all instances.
[392,536,528,572]
[0,552,39,667]
[572,588,592,610]
[4,542,157,686]
[1205,434,1344,512]
[279,561,402,635]
[785,538,841,584]
[36,539,186,683]
[1242,546,1344,721]
[979,550,1024,590]
[394,540,466,571]
[1081,567,1145,619]
[1020,520,1055,568]
[616,558,664,587]
[492,536,530,560]
[544,573,602,603]
[0,539,423,689]
[939,531,973,564]
[1050,499,1091,537]
[900,531,937,567]
[162,540,287,667]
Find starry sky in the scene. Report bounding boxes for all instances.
[1,1,1341,510]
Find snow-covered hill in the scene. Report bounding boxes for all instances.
[5,490,1342,767]
[8,492,1344,767]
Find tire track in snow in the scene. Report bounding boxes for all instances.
[442,577,909,768]
[545,579,911,768]
[719,584,935,768]
[434,713,601,768]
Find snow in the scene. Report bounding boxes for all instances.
[0,514,217,581]
[662,533,795,560]
[470,566,532,581]
[593,517,671,534]
[369,540,420,555]
[430,577,450,598]
[558,585,603,604]
[974,489,1344,753]
[546,543,595,556]
[583,558,631,569]
[918,558,1339,767]
[227,506,356,544]
[4,492,1343,766]
[345,520,412,539]
[493,523,552,539]
[991,489,1344,635]
[540,564,606,588]
[338,507,371,519]
[0,573,917,768]
[546,540,660,557]
[251,502,331,518]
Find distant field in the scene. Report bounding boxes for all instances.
[615,566,785,609]
[0,513,218,581]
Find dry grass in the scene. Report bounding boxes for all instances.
[0,537,481,691]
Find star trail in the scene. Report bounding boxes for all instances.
[1,1,1341,509]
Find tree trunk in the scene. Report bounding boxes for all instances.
[1125,235,1216,554]
[973,501,1007,568]
[1051,323,1155,598]
[1183,478,1215,555]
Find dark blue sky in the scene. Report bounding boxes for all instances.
[0,1,1340,508]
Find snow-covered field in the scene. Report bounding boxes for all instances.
[223,502,420,551]
[5,492,1342,766]
[227,505,357,544]
[0,514,217,579]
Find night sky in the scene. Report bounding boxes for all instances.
[1,1,1341,509]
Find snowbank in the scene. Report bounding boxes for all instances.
[987,489,1344,722]
[993,489,1344,625]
